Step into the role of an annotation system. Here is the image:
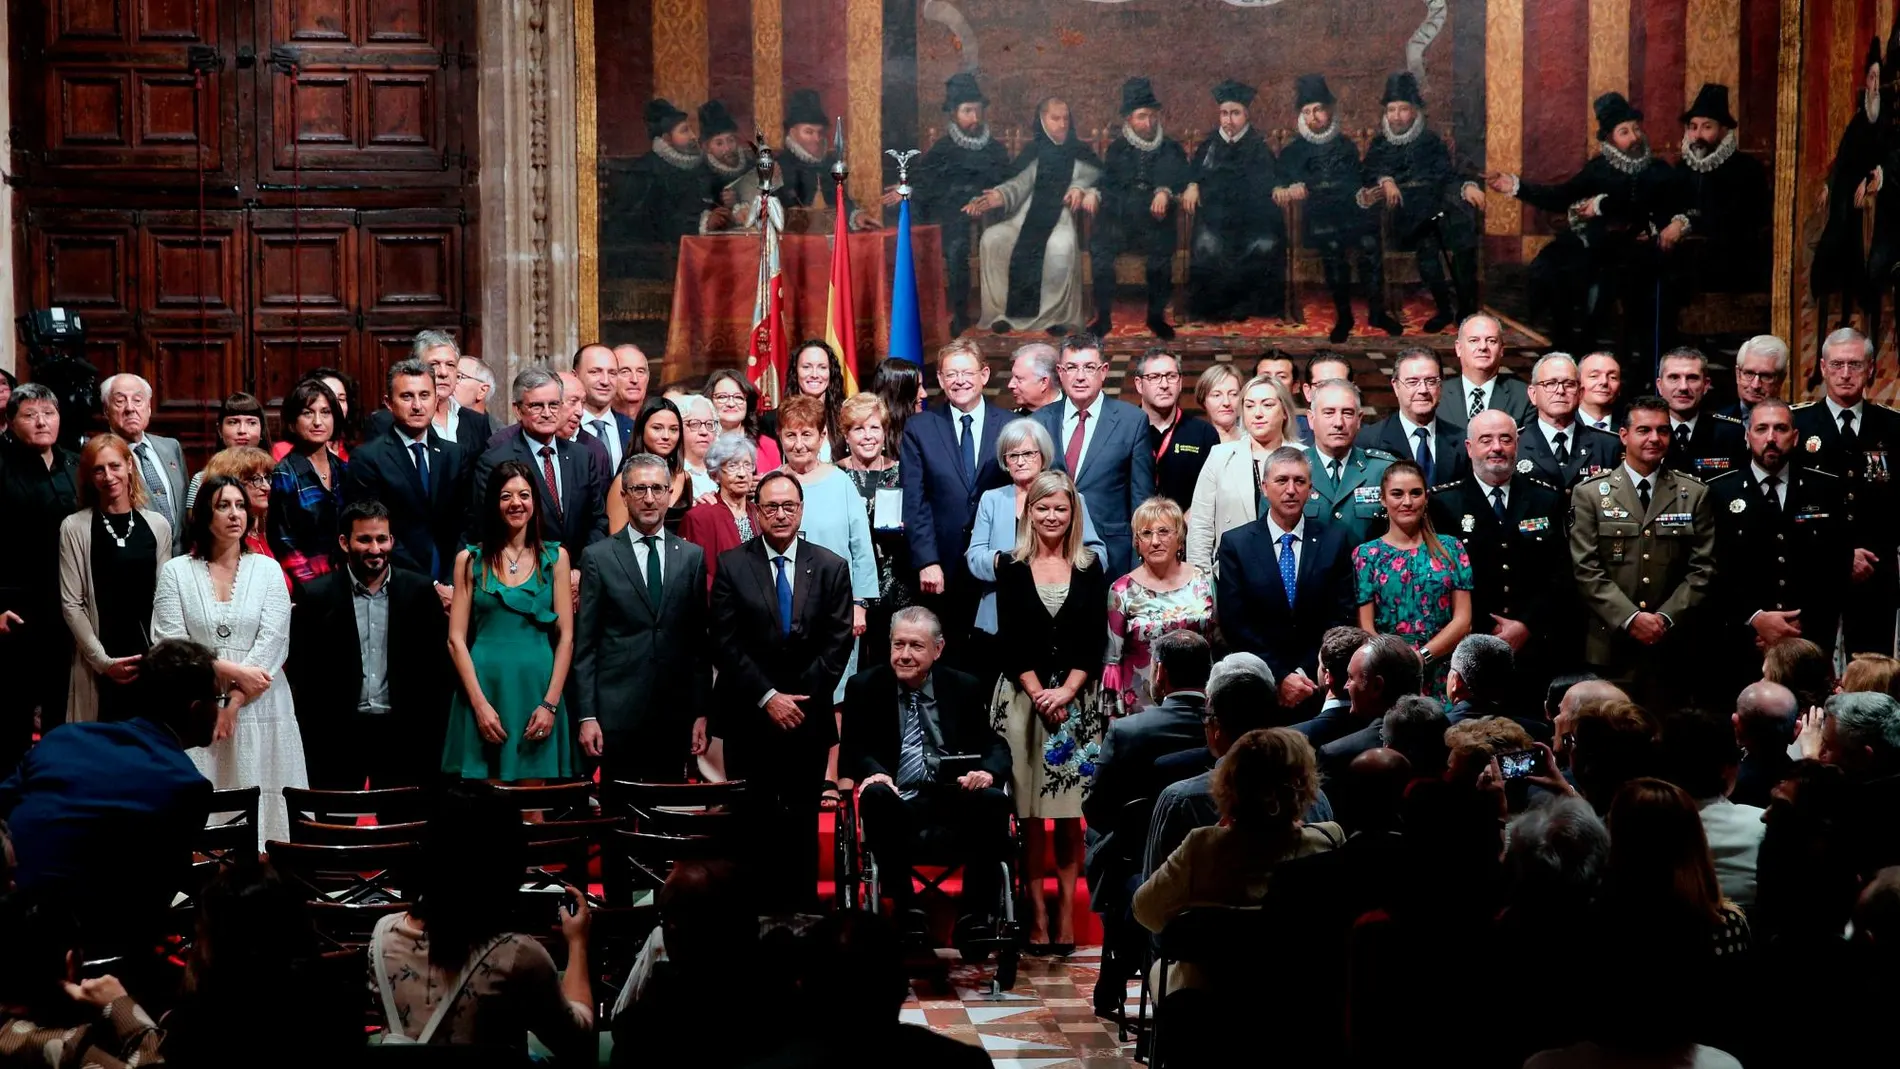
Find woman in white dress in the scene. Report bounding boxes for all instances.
[151,474,307,847]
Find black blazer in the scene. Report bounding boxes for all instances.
[1081,691,1210,911]
[1355,415,1471,484]
[1427,473,1569,636]
[898,401,1011,580]
[1515,419,1623,487]
[838,663,1008,784]
[709,537,856,747]
[368,405,493,459]
[286,566,453,744]
[469,432,610,551]
[574,531,712,739]
[1663,413,1747,479]
[993,555,1109,688]
[1706,464,1852,651]
[1215,515,1357,686]
[343,426,471,583]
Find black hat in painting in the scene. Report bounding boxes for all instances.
[1120,77,1162,115]
[785,88,828,131]
[943,71,987,112]
[698,100,739,139]
[1212,79,1257,107]
[1593,91,1643,141]
[645,99,689,140]
[1295,74,1336,109]
[1679,83,1736,128]
[1382,71,1424,108]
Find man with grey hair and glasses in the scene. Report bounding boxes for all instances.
[1719,334,1789,424]
[1517,352,1623,486]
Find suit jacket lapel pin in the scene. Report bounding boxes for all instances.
[1516,459,1532,473]
[1806,436,1822,452]
[1729,497,1746,513]
[1461,514,1475,533]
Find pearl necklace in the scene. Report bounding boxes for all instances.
[101,509,136,549]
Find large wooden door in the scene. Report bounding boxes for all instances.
[9,0,478,458]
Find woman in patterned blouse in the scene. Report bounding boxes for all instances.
[266,377,347,594]
[1105,496,1215,713]
[1352,460,1472,699]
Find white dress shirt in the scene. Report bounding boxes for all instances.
[130,437,176,507]
[1476,476,1511,511]
[1061,395,1105,473]
[1396,413,1437,468]
[1672,416,1698,444]
[433,397,463,442]
[1264,513,1306,575]
[630,522,667,574]
[1750,462,1786,509]
[1824,395,1867,432]
[524,432,564,504]
[1579,406,1614,432]
[584,405,624,471]
[759,537,800,707]
[952,400,988,461]
[1536,417,1578,457]
[1460,374,1496,416]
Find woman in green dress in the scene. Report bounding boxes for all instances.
[443,459,577,782]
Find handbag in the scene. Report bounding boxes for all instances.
[368,911,505,1045]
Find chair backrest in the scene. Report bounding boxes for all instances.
[603,780,747,832]
[197,785,262,859]
[283,786,430,824]
[490,780,596,820]
[266,840,421,906]
[606,828,726,906]
[307,899,413,951]
[292,819,430,847]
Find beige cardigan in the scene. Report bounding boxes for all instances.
[1186,439,1273,574]
[59,507,173,724]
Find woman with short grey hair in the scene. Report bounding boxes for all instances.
[679,432,762,594]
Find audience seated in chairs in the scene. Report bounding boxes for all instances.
[839,606,1011,942]
[366,783,594,1061]
[0,888,165,1069]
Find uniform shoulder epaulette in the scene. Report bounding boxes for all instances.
[1525,475,1559,492]
[1710,411,1743,425]
[1672,469,1705,484]
[1704,467,1742,483]
[1363,448,1398,462]
[1871,401,1898,415]
[1430,480,1462,494]
[1790,401,1817,409]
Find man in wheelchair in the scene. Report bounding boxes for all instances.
[840,606,1012,941]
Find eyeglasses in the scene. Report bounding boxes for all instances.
[1736,369,1786,383]
[1533,379,1581,392]
[243,474,270,488]
[683,419,718,432]
[625,484,670,498]
[720,459,757,474]
[758,501,801,515]
[520,400,562,414]
[1059,363,1105,376]
[1823,359,1869,374]
[1397,376,1442,391]
[1139,371,1181,383]
[1003,450,1043,464]
[711,392,746,404]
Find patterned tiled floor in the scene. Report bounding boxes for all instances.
[902,946,1146,1068]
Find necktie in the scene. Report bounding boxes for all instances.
[1553,431,1570,466]
[590,418,613,465]
[1412,427,1433,485]
[1761,474,1781,516]
[1637,477,1652,515]
[774,554,793,635]
[1670,424,1691,465]
[1278,532,1299,609]
[539,446,563,519]
[1841,410,1860,451]
[1468,387,1485,421]
[1490,486,1507,522]
[1327,457,1342,485]
[135,443,170,522]
[959,413,976,480]
[1064,409,1090,475]
[897,690,928,799]
[641,534,663,604]
[410,441,432,497]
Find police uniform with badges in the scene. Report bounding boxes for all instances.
[1430,469,1576,689]
[1793,399,1900,654]
[1662,413,1746,480]
[1304,445,1395,547]
[1569,466,1716,704]
[1706,464,1850,691]
[1516,419,1624,490]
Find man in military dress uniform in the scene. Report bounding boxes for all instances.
[1362,72,1487,333]
[1674,83,1771,294]
[776,88,877,232]
[1090,78,1189,339]
[1182,80,1284,322]
[1793,328,1900,655]
[1431,410,1574,696]
[1277,74,1400,343]
[1303,378,1393,545]
[1570,396,1717,707]
[1518,353,1623,487]
[1657,348,1745,479]
[902,73,1011,335]
[1706,398,1851,698]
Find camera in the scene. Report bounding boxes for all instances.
[1497,749,1542,781]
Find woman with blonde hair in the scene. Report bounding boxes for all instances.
[1105,496,1214,711]
[59,433,172,723]
[1194,364,1244,444]
[1841,653,1900,698]
[1353,459,1472,698]
[990,469,1108,952]
[1186,374,1300,571]
[836,391,912,660]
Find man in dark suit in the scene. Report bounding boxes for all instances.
[0,637,216,955]
[1436,315,1532,429]
[1445,634,1552,741]
[287,500,453,790]
[1432,410,1576,693]
[1518,353,1624,487]
[1216,446,1357,711]
[1136,349,1222,509]
[1657,347,1745,479]
[711,472,856,912]
[1794,328,1900,656]
[368,329,494,457]
[900,340,1010,650]
[576,454,712,783]
[840,606,1010,936]
[1313,635,1421,804]
[1034,333,1155,577]
[1080,631,1212,1012]
[469,365,611,554]
[1356,348,1470,485]
[576,343,638,474]
[344,359,470,595]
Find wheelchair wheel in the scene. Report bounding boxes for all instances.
[994,941,1020,990]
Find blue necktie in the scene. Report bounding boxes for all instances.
[898,690,928,799]
[1490,486,1507,523]
[1413,427,1433,485]
[959,413,975,481]
[1278,532,1298,609]
[774,555,793,635]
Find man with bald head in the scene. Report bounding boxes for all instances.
[612,344,651,420]
[575,343,635,472]
[1518,352,1623,486]
[1552,678,1629,768]
[1731,680,1797,808]
[1437,315,1530,428]
[1429,409,1572,692]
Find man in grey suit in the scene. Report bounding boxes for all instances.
[574,453,711,783]
[102,373,187,555]
[1436,314,1531,429]
[1033,332,1155,577]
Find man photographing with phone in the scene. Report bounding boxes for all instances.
[839,607,1011,941]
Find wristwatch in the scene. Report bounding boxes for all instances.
[1418,648,1437,668]
[853,598,870,608]
[537,700,559,715]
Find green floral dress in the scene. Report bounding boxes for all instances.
[1352,536,1473,699]
[442,544,577,782]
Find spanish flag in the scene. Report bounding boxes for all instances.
[824,167,860,395]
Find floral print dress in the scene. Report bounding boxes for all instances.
[1352,536,1474,699]
[1105,568,1216,712]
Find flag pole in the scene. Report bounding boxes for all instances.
[886,148,924,366]
[825,117,861,394]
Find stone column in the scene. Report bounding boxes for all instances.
[477,0,581,414]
